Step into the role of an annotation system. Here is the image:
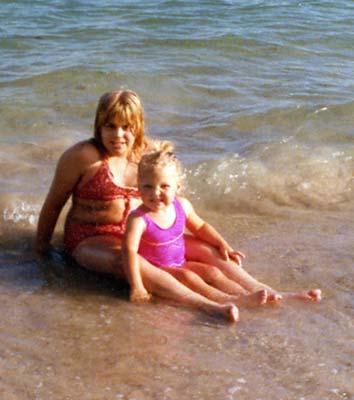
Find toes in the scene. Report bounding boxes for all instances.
[309,289,322,301]
[267,293,283,303]
[229,305,240,322]
[260,290,268,305]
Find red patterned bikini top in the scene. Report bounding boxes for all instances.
[74,159,140,201]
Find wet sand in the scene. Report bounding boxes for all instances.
[0,211,352,400]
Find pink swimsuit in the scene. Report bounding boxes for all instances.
[131,198,186,268]
[64,160,140,253]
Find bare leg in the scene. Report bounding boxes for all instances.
[140,260,239,322]
[235,290,268,307]
[72,236,239,322]
[185,236,278,295]
[72,235,125,277]
[183,261,268,306]
[159,265,240,303]
[185,236,321,303]
[182,262,249,296]
[280,289,322,302]
[160,264,266,306]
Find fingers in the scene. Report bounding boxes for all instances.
[219,246,246,265]
[234,251,246,259]
[229,251,246,266]
[220,248,229,261]
[130,290,152,303]
[131,295,151,303]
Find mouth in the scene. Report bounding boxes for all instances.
[150,198,163,206]
[111,141,126,149]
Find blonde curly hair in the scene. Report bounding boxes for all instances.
[138,150,184,191]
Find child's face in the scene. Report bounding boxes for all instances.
[101,117,135,156]
[139,165,179,211]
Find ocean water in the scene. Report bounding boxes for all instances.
[0,1,353,399]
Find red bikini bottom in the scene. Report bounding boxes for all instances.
[64,222,125,254]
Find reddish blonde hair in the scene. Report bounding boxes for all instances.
[93,90,145,160]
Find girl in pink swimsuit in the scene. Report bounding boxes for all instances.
[124,151,261,316]
[130,197,186,268]
[123,151,322,312]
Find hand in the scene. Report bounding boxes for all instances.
[34,242,52,258]
[218,244,245,266]
[130,287,152,303]
[228,250,245,266]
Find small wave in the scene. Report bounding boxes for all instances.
[0,194,41,230]
[186,141,354,214]
[2,198,39,226]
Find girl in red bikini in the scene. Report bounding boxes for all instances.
[35,90,321,322]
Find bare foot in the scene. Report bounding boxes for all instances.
[267,292,283,304]
[221,303,240,323]
[234,289,268,307]
[308,289,322,301]
[282,289,322,302]
[202,302,239,322]
[208,303,239,322]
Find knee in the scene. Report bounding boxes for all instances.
[179,269,200,285]
[205,266,223,282]
[100,251,123,272]
[73,247,123,276]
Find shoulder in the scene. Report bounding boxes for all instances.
[126,207,147,232]
[176,196,193,215]
[129,204,149,220]
[177,196,204,230]
[58,140,101,173]
[61,140,100,163]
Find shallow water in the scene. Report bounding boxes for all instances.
[0,211,353,400]
[1,1,354,399]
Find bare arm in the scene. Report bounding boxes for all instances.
[180,197,245,265]
[35,146,86,254]
[122,214,151,302]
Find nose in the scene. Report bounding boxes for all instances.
[113,126,124,137]
[153,187,161,197]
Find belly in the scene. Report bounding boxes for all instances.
[67,197,142,225]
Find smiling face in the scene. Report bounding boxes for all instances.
[100,118,135,157]
[138,165,180,212]
[94,90,144,158]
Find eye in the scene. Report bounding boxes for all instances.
[104,122,116,129]
[161,184,170,190]
[143,184,153,190]
[122,124,130,130]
